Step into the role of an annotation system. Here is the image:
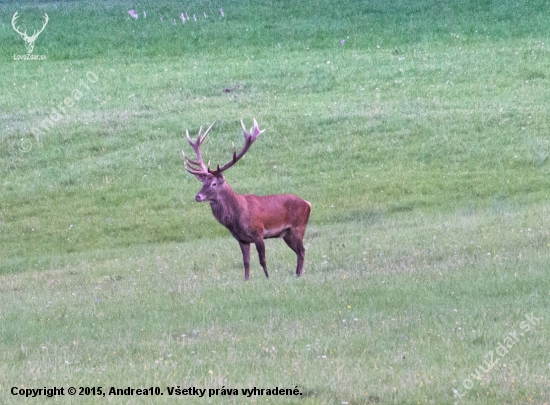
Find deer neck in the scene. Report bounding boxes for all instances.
[209,183,242,227]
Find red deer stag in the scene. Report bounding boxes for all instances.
[182,119,311,280]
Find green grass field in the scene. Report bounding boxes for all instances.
[1,1,550,403]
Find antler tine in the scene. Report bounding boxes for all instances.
[30,13,49,39]
[182,150,202,174]
[183,122,216,175]
[214,119,263,174]
[252,118,265,139]
[240,119,248,135]
[185,129,206,170]
[11,11,26,36]
[201,121,216,142]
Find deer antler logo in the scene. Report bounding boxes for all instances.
[11,11,49,54]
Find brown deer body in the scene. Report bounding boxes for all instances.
[183,120,311,280]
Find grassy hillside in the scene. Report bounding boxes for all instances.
[1,1,549,404]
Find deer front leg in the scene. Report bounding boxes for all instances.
[238,241,251,280]
[254,239,269,278]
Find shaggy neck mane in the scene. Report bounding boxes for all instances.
[209,184,240,226]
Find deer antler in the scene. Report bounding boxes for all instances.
[182,119,264,176]
[212,119,264,174]
[29,13,49,41]
[12,12,49,40]
[182,121,216,176]
[11,11,26,38]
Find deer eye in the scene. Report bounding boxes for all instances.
[211,181,217,187]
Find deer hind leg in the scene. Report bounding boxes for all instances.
[254,239,269,278]
[238,241,251,280]
[283,229,306,276]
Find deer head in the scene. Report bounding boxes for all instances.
[12,11,49,54]
[182,119,264,202]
